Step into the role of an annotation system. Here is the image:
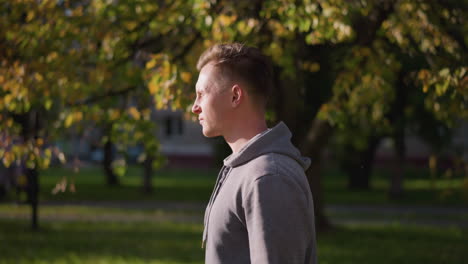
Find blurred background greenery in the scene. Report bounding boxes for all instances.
[1,0,467,263]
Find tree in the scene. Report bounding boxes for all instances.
[0,0,191,229]
[178,0,467,228]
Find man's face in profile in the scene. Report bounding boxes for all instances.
[192,63,232,138]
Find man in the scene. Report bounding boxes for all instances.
[192,43,317,264]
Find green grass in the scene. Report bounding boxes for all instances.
[3,165,465,206]
[1,166,467,264]
[0,218,466,264]
[0,204,203,221]
[318,224,467,264]
[323,167,468,206]
[36,167,217,202]
[0,219,204,264]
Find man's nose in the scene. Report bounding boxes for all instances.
[192,103,201,114]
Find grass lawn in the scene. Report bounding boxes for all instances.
[5,165,463,206]
[20,166,218,203]
[1,166,467,264]
[0,219,204,264]
[0,217,466,264]
[324,166,468,206]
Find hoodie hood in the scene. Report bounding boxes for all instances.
[223,122,311,170]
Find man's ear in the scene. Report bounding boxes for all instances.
[231,84,243,107]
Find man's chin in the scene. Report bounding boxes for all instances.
[202,128,219,138]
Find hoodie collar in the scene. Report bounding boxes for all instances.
[223,122,310,170]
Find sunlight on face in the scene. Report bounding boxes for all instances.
[192,64,232,138]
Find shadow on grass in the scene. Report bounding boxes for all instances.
[0,219,204,264]
[318,224,467,264]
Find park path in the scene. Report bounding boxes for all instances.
[1,201,468,228]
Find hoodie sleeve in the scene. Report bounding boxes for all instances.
[243,174,316,264]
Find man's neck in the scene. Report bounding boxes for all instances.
[224,119,268,154]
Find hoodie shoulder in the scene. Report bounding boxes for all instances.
[238,152,308,182]
[224,122,311,171]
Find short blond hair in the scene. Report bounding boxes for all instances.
[197,43,273,107]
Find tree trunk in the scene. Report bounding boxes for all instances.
[103,138,120,186]
[26,167,39,230]
[389,71,407,199]
[300,119,333,231]
[13,110,41,230]
[142,154,154,193]
[389,134,405,199]
[306,155,329,230]
[344,137,381,190]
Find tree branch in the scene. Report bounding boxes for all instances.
[353,0,396,46]
[172,31,201,62]
[67,86,137,107]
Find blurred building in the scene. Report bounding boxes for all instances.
[153,109,214,168]
[58,109,215,169]
[375,121,468,167]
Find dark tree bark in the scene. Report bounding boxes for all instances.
[103,134,120,186]
[342,136,381,190]
[389,130,406,199]
[142,154,154,193]
[25,167,39,230]
[389,72,407,199]
[12,110,41,230]
[300,119,333,231]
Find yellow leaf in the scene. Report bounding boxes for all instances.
[149,82,158,94]
[108,109,120,121]
[17,65,25,76]
[146,59,157,69]
[65,114,73,128]
[26,11,35,22]
[74,111,83,122]
[142,109,151,120]
[423,85,428,93]
[34,73,43,82]
[218,15,236,26]
[41,158,50,169]
[125,22,138,31]
[309,63,320,72]
[45,99,52,110]
[4,94,13,105]
[3,152,13,167]
[47,52,58,62]
[418,69,429,80]
[73,6,83,16]
[44,148,52,157]
[180,72,192,83]
[128,107,140,120]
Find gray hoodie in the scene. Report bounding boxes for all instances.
[203,122,317,264]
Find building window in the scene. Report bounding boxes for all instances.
[165,115,184,137]
[165,117,173,136]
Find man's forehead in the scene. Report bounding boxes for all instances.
[196,63,222,92]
